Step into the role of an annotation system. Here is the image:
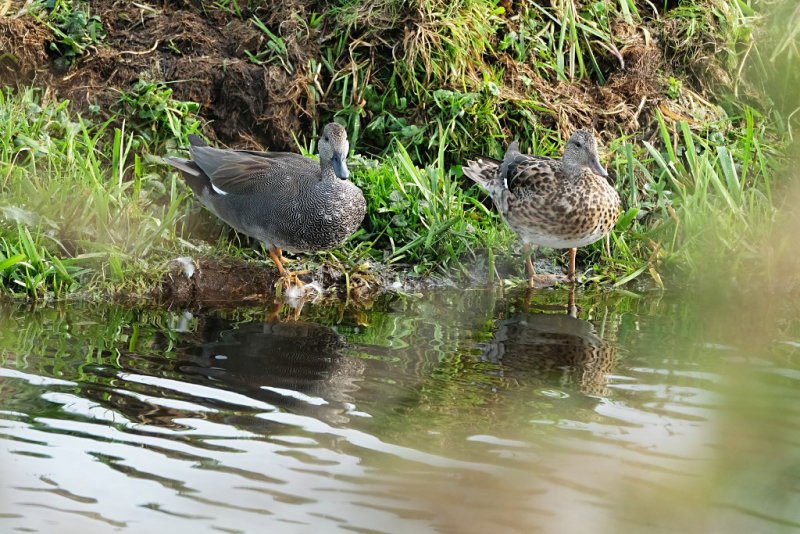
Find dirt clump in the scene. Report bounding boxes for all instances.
[1,0,320,149]
[0,16,50,84]
[2,0,722,151]
[156,257,383,308]
[159,257,278,307]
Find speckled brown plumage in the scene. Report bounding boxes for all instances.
[164,123,366,284]
[463,130,620,287]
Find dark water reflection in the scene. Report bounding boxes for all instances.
[477,294,616,396]
[1,287,799,533]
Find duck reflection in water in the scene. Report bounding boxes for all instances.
[478,290,617,396]
[179,312,365,424]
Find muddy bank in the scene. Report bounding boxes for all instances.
[132,252,583,309]
[146,256,384,309]
[1,0,320,148]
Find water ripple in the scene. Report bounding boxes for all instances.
[0,290,798,533]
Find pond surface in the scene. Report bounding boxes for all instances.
[1,286,798,533]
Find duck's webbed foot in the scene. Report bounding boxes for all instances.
[528,273,570,289]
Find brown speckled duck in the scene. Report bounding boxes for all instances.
[464,130,620,287]
[164,123,366,285]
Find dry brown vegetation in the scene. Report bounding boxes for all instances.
[0,0,748,152]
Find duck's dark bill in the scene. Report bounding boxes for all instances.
[332,155,350,180]
[590,157,609,178]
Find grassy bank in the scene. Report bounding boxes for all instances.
[0,0,797,299]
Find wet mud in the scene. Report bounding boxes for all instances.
[150,256,382,309]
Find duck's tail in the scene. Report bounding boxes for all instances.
[163,156,213,198]
[462,157,501,189]
[163,135,214,198]
[464,157,513,210]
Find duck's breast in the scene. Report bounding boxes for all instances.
[276,179,366,252]
[508,174,620,249]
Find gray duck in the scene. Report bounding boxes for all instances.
[164,123,366,285]
[463,130,620,287]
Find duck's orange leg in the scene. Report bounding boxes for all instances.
[568,248,577,283]
[522,244,536,289]
[268,246,289,276]
[522,244,569,288]
[268,246,305,287]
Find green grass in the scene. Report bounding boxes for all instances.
[313,0,580,162]
[596,108,784,288]
[0,226,86,298]
[0,87,189,296]
[0,79,791,298]
[344,134,517,280]
[311,0,784,167]
[28,0,106,71]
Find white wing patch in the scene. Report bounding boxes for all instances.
[211,183,228,196]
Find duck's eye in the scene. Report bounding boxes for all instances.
[574,141,583,149]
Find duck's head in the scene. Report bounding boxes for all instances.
[562,130,608,179]
[319,122,350,180]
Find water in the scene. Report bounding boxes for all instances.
[1,287,799,533]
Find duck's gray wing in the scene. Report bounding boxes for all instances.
[188,137,317,195]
